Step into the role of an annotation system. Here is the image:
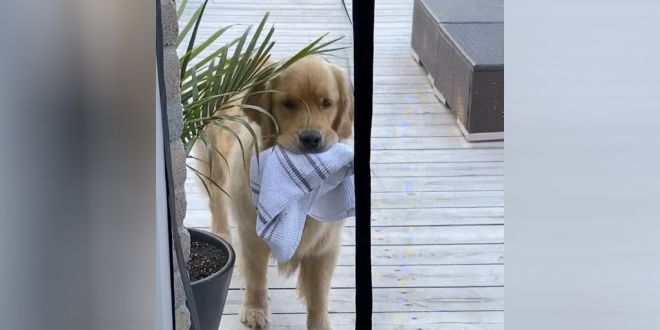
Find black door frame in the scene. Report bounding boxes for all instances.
[353,0,375,329]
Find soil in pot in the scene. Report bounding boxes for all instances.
[187,240,229,282]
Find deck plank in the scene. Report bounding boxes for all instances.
[220,313,503,330]
[370,162,504,177]
[371,149,504,163]
[371,137,504,150]
[223,287,503,314]
[372,125,464,137]
[184,222,503,246]
[229,265,503,289]
[186,206,504,227]
[372,103,451,113]
[371,175,504,192]
[186,190,503,210]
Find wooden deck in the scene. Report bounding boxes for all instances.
[181,0,504,328]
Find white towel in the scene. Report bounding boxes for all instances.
[249,143,355,262]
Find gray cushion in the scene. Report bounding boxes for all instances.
[442,23,503,68]
[419,0,503,23]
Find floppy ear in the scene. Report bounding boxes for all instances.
[330,64,354,140]
[242,79,275,141]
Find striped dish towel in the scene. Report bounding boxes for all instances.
[249,143,355,262]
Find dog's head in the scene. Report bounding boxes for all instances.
[243,56,353,154]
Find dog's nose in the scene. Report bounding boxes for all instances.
[298,130,323,152]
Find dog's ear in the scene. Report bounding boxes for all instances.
[330,64,354,140]
[242,79,275,140]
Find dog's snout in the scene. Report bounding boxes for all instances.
[299,130,323,152]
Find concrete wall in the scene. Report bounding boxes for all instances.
[160,0,191,329]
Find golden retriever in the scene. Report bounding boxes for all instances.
[194,56,353,329]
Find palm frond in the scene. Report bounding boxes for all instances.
[176,0,189,18]
[176,2,342,198]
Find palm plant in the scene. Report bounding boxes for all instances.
[177,0,343,196]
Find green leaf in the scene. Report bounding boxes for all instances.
[186,163,230,198]
[176,1,204,47]
[209,45,229,114]
[176,0,189,18]
[186,155,210,166]
[179,25,233,65]
[190,69,199,101]
[190,37,239,72]
[198,129,214,174]
[222,26,250,93]
[241,101,280,134]
[211,120,248,170]
[225,114,264,169]
[233,13,270,88]
[180,0,209,81]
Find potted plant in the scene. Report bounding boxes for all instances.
[186,228,235,330]
[175,1,342,328]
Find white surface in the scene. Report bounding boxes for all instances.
[155,75,173,330]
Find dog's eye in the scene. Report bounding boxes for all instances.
[282,100,296,110]
[321,98,332,109]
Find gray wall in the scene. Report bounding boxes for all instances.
[160,0,192,329]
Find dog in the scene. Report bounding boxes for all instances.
[194,55,353,329]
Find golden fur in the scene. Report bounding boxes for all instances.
[193,56,353,329]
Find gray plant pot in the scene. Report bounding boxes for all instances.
[188,228,235,330]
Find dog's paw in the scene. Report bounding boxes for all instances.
[240,306,269,328]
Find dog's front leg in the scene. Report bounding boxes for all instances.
[298,246,340,330]
[237,231,271,328]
